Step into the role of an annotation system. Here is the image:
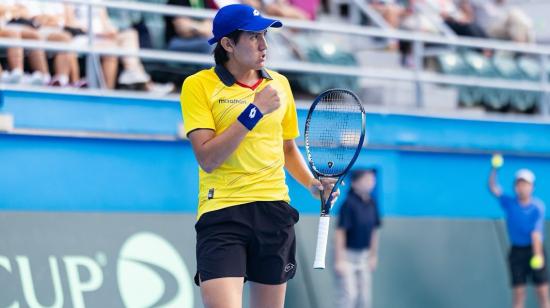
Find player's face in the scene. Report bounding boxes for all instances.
[232,30,268,70]
[515,179,533,200]
[352,171,376,195]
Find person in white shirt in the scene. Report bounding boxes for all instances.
[0,3,24,84]
[0,0,51,85]
[424,0,485,38]
[66,0,172,93]
[473,0,534,43]
[22,0,84,86]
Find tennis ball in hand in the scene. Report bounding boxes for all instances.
[491,154,503,169]
[531,255,544,270]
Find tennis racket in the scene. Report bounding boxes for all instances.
[304,88,366,269]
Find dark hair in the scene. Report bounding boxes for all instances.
[213,30,244,65]
[350,168,376,183]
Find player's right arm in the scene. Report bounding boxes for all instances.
[488,168,502,197]
[184,82,280,173]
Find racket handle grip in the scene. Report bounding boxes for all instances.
[313,216,331,269]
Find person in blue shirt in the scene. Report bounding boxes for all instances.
[489,167,549,308]
[334,169,381,308]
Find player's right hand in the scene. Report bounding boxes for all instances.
[254,85,280,115]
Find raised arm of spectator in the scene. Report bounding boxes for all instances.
[532,232,544,261]
[488,168,502,197]
[532,204,545,261]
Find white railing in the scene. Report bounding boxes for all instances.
[0,0,549,115]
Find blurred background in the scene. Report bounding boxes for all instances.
[1,0,550,307]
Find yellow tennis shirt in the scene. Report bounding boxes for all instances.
[180,65,299,219]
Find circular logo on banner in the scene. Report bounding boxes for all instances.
[117,232,193,308]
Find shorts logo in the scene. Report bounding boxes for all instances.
[284,263,295,273]
[253,9,260,16]
[249,107,257,119]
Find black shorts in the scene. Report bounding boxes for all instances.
[194,201,299,286]
[508,246,549,287]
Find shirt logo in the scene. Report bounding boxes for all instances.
[249,107,257,119]
[218,98,248,104]
[253,9,260,16]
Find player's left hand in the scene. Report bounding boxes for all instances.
[309,177,340,205]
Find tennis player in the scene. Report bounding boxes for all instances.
[489,168,550,308]
[180,4,336,308]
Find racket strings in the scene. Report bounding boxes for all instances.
[306,90,364,176]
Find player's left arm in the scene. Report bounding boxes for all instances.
[279,76,337,200]
[283,139,323,196]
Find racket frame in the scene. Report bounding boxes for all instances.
[304,88,366,269]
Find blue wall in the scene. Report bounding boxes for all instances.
[1,89,550,219]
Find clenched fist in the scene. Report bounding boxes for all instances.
[254,85,280,115]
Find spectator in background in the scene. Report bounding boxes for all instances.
[425,0,485,38]
[400,0,442,66]
[334,169,382,308]
[400,0,440,34]
[103,0,175,93]
[473,0,534,43]
[21,0,85,87]
[369,0,407,50]
[262,0,310,20]
[0,1,52,85]
[289,0,320,20]
[164,0,217,54]
[489,168,550,308]
[65,3,121,89]
[66,2,173,93]
[370,0,406,29]
[0,7,25,84]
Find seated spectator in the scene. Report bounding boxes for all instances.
[399,1,440,67]
[400,0,440,34]
[66,1,173,93]
[0,0,52,85]
[424,0,486,38]
[261,0,310,19]
[0,24,24,83]
[473,0,534,43]
[22,0,85,87]
[289,0,320,20]
[369,0,407,50]
[65,3,120,89]
[164,0,216,54]
[369,0,406,29]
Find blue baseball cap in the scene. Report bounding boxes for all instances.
[208,4,283,45]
